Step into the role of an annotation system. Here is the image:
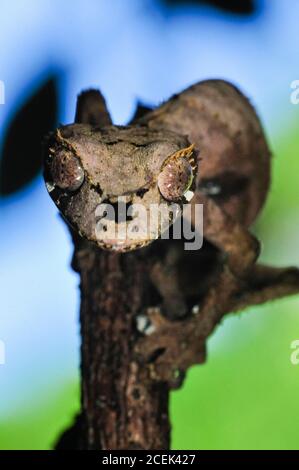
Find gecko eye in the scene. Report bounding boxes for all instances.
[50,151,85,192]
[197,172,249,201]
[158,156,194,201]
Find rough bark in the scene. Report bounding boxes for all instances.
[73,239,170,450]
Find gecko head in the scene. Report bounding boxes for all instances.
[44,124,197,252]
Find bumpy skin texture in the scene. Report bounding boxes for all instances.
[45,125,196,251]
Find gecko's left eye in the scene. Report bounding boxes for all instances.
[158,156,194,202]
[50,151,85,192]
[197,172,249,201]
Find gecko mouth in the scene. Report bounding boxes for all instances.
[93,196,182,252]
[94,207,161,252]
[97,238,153,252]
[96,198,182,252]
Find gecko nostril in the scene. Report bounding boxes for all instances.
[101,200,135,223]
[50,151,85,192]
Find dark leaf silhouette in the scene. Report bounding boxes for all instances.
[162,0,256,15]
[0,76,59,195]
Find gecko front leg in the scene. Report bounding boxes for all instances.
[189,191,260,276]
[149,243,188,319]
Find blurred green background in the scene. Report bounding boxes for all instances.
[1,0,299,450]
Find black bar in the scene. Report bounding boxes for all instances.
[0,450,298,465]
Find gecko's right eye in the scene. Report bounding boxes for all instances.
[50,151,85,192]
